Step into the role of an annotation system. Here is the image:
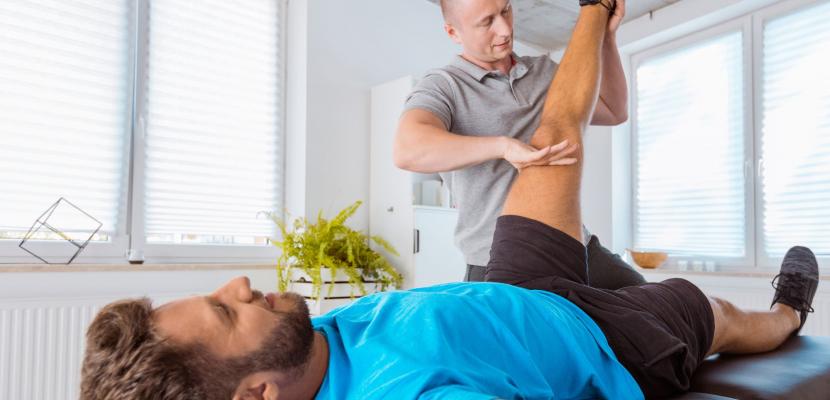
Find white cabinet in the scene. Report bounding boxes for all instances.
[413,206,465,287]
[369,77,466,289]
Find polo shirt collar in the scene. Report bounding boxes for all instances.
[451,53,528,82]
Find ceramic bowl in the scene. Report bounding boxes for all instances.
[627,249,668,269]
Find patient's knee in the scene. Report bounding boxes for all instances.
[720,297,740,314]
[711,296,740,320]
[710,296,744,342]
[529,122,583,149]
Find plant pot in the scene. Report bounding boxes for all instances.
[288,267,379,315]
[291,267,356,284]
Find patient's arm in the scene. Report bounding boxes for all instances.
[500,5,611,242]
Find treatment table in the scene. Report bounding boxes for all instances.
[670,336,830,399]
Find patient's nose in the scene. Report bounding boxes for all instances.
[213,276,253,302]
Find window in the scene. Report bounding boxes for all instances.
[0,0,285,263]
[632,0,830,269]
[633,30,747,263]
[140,0,283,250]
[0,0,133,260]
[758,0,830,264]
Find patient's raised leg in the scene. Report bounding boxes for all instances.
[494,2,817,360]
[500,5,611,241]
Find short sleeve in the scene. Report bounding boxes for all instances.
[402,72,455,130]
[531,53,559,78]
[418,385,497,400]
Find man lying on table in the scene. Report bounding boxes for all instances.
[80,1,819,399]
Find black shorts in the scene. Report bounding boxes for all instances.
[485,215,715,399]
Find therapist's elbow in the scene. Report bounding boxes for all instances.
[393,148,413,171]
[393,133,418,171]
[611,113,628,126]
[394,140,436,173]
[614,108,629,125]
[599,109,628,126]
[611,101,630,125]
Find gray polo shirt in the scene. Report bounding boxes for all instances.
[403,53,562,266]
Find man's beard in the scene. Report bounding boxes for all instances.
[245,292,315,373]
[184,292,315,400]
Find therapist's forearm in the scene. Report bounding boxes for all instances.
[596,32,628,123]
[394,125,507,174]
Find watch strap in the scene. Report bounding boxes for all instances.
[579,0,616,13]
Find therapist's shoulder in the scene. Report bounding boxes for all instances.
[413,68,456,91]
[403,66,464,122]
[411,64,470,98]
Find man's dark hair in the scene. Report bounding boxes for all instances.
[80,297,314,400]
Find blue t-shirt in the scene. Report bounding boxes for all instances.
[312,282,643,399]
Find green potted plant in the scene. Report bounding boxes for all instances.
[269,200,403,303]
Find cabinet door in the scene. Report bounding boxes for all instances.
[413,207,466,288]
[369,76,415,283]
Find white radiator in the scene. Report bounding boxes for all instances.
[0,300,101,400]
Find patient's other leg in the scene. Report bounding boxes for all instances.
[500,5,611,241]
[706,298,799,356]
[707,246,819,355]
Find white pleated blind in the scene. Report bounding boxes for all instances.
[761,1,830,258]
[143,0,283,243]
[634,32,746,257]
[0,0,132,238]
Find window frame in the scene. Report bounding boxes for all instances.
[0,0,137,264]
[751,0,830,269]
[630,16,755,270]
[629,0,830,270]
[0,0,286,265]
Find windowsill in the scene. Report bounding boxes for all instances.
[635,266,830,281]
[0,263,275,273]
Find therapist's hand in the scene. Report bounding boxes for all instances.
[502,137,579,171]
[608,0,625,34]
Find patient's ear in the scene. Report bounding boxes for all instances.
[233,373,279,400]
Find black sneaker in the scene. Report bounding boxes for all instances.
[770,246,819,333]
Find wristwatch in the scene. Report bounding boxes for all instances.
[579,0,615,13]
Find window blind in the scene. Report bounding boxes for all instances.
[634,31,746,257]
[142,0,283,243]
[760,1,830,257]
[0,0,132,238]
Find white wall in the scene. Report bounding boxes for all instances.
[284,0,309,221]
[287,0,452,229]
[582,125,614,243]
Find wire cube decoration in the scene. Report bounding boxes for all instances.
[18,197,103,264]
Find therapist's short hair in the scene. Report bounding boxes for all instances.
[440,0,460,22]
[80,299,245,400]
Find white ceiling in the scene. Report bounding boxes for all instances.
[427,0,682,50]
